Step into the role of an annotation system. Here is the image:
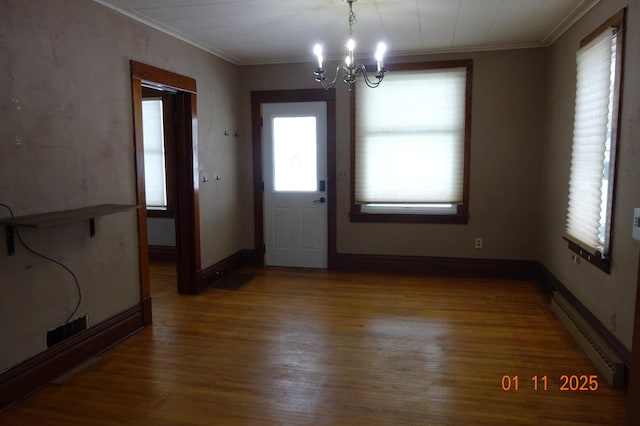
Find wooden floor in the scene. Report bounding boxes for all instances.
[0,263,626,425]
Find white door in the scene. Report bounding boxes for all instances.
[263,102,327,268]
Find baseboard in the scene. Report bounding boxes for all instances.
[142,296,152,326]
[0,302,144,411]
[200,249,256,289]
[537,264,631,368]
[148,245,176,262]
[334,253,539,280]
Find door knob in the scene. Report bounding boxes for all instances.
[313,197,326,204]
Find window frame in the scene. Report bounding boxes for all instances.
[142,87,177,219]
[349,60,473,224]
[564,9,626,273]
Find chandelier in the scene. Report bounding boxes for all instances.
[313,0,387,90]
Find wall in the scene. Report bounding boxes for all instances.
[239,48,547,260]
[538,0,640,349]
[147,218,175,246]
[0,0,242,372]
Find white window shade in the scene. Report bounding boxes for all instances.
[355,68,467,204]
[566,30,615,254]
[142,99,168,209]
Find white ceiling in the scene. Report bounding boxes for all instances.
[95,0,599,65]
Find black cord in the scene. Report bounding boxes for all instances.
[0,203,82,333]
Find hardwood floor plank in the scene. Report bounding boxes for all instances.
[0,263,626,425]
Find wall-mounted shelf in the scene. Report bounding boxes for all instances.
[0,204,138,256]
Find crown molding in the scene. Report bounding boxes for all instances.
[91,0,241,65]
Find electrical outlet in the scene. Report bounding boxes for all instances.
[474,237,483,249]
[337,170,347,180]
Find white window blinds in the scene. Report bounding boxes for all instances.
[565,29,616,254]
[354,67,467,205]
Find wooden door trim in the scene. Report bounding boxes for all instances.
[131,61,202,309]
[251,89,337,268]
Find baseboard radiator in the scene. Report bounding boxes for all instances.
[550,291,625,388]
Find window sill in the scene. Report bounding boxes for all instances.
[564,238,611,274]
[349,211,469,224]
[147,208,174,219]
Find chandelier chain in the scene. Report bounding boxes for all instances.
[348,1,357,36]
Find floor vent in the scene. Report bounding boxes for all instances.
[550,292,624,388]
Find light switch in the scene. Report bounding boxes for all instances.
[633,208,640,241]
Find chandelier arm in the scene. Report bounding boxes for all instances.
[356,64,384,88]
[315,65,344,90]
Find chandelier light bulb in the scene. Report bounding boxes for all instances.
[313,44,324,69]
[375,42,386,72]
[375,42,386,61]
[345,55,352,66]
[346,38,355,51]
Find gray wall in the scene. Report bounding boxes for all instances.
[239,48,547,260]
[147,218,175,247]
[0,0,243,371]
[538,0,640,349]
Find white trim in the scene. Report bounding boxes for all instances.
[543,0,601,45]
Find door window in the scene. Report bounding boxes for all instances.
[273,116,317,192]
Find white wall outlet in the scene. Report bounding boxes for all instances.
[474,237,483,249]
[633,208,640,241]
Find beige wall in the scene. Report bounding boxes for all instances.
[0,0,242,371]
[538,0,640,349]
[240,48,547,260]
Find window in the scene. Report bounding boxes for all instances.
[565,10,625,273]
[350,60,473,224]
[142,87,176,218]
[272,116,318,192]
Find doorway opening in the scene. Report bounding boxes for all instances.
[130,61,202,325]
[251,89,337,269]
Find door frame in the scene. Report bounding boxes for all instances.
[251,89,337,269]
[131,61,202,323]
